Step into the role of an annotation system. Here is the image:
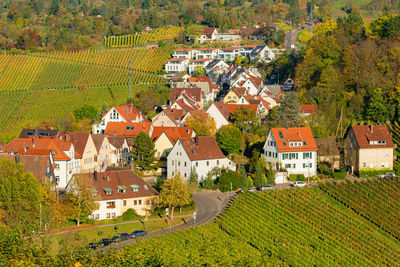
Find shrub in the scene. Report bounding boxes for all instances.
[359,168,392,178]
[202,177,216,190]
[122,209,139,221]
[288,174,305,181]
[332,169,346,180]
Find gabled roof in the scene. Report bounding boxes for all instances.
[270,127,318,152]
[59,132,90,156]
[247,77,263,88]
[299,105,317,114]
[212,102,232,120]
[227,104,258,113]
[232,87,247,98]
[75,168,158,201]
[204,27,217,38]
[91,134,105,153]
[178,136,226,161]
[113,104,143,122]
[350,125,394,149]
[170,87,202,103]
[151,127,194,144]
[2,137,74,161]
[108,136,127,150]
[168,58,189,62]
[163,109,188,125]
[105,122,152,138]
[243,95,261,105]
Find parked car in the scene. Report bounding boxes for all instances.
[130,230,147,238]
[292,181,307,188]
[88,242,99,249]
[111,235,121,243]
[387,173,396,180]
[378,174,386,178]
[118,233,130,241]
[247,188,258,192]
[260,185,275,191]
[100,238,111,246]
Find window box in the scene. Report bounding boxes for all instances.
[107,205,116,209]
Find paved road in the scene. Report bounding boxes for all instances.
[284,25,312,49]
[112,191,228,248]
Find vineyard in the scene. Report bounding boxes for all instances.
[0,47,172,142]
[104,27,184,48]
[386,121,400,169]
[57,180,400,266]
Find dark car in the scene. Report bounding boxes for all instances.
[119,233,130,241]
[130,230,147,238]
[111,235,121,243]
[88,242,99,249]
[100,238,111,246]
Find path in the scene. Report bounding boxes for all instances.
[112,191,228,248]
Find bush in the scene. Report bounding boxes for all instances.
[217,170,244,192]
[359,168,392,178]
[332,169,346,180]
[121,208,139,221]
[202,177,216,190]
[288,174,305,181]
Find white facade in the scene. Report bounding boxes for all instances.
[172,49,198,59]
[92,107,144,134]
[188,59,212,75]
[54,145,80,189]
[167,140,235,182]
[250,45,276,63]
[218,48,240,61]
[206,103,230,130]
[90,199,121,220]
[165,58,189,73]
[196,49,219,59]
[262,132,317,178]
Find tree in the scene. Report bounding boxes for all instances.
[185,112,216,136]
[216,125,243,155]
[49,0,60,15]
[193,66,205,77]
[217,170,245,192]
[64,176,96,226]
[365,88,388,123]
[131,132,158,171]
[277,92,300,127]
[230,107,258,134]
[185,24,204,40]
[158,175,191,219]
[142,0,151,10]
[189,167,199,184]
[0,158,41,235]
[73,104,98,121]
[235,55,243,65]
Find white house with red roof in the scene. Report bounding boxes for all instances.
[165,58,190,73]
[206,102,232,130]
[167,136,235,181]
[263,127,318,181]
[92,104,145,134]
[172,48,198,59]
[188,58,213,75]
[196,48,219,59]
[249,45,276,63]
[196,27,219,43]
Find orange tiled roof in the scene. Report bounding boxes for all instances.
[299,105,317,114]
[168,58,189,62]
[151,127,194,144]
[179,137,225,161]
[113,104,143,122]
[351,125,395,149]
[105,122,152,138]
[271,127,318,152]
[226,104,258,113]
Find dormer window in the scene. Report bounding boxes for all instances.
[91,189,99,197]
[130,184,139,192]
[103,188,113,196]
[117,186,127,193]
[369,140,386,145]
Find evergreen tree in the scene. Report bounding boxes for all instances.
[278,92,300,127]
[49,0,60,15]
[216,125,243,155]
[142,0,151,10]
[131,132,158,171]
[365,88,387,123]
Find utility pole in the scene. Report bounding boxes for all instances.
[39,202,42,247]
[129,59,132,102]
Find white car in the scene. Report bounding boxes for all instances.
[292,181,307,188]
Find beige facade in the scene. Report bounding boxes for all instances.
[120,195,158,216]
[80,135,98,173]
[223,90,240,104]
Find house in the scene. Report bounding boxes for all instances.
[188,58,213,75]
[19,128,59,138]
[165,58,190,73]
[180,110,212,127]
[214,33,242,41]
[344,125,395,175]
[249,45,275,63]
[299,105,317,117]
[169,94,201,112]
[60,132,98,173]
[315,138,343,170]
[104,122,152,138]
[172,48,197,59]
[239,45,258,58]
[150,126,195,175]
[170,87,202,107]
[282,78,295,91]
[92,104,145,134]
[206,102,232,130]
[226,103,258,114]
[262,127,318,182]
[2,136,81,189]
[258,88,281,109]
[187,76,216,102]
[0,154,56,190]
[108,136,130,166]
[152,109,188,127]
[167,136,235,181]
[218,47,240,61]
[92,134,113,172]
[71,168,158,219]
[223,87,247,104]
[235,77,263,95]
[196,27,219,43]
[196,48,219,60]
[205,59,229,74]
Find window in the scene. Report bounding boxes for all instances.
[106,201,115,208]
[107,213,111,219]
[130,185,139,192]
[303,152,312,159]
[123,200,127,206]
[172,161,174,166]
[104,188,113,196]
[282,153,288,160]
[207,161,209,166]
[118,186,127,193]
[285,164,291,169]
[56,176,60,183]
[217,160,219,165]
[95,214,99,219]
[184,173,187,177]
[363,162,366,168]
[178,161,180,166]
[112,213,116,218]
[138,199,142,205]
[196,162,198,167]
[268,152,271,157]
[134,200,137,205]
[184,162,187,167]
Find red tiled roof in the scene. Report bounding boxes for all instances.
[59,132,90,156]
[351,125,395,149]
[174,48,193,52]
[226,104,258,113]
[229,29,241,35]
[192,58,213,62]
[243,44,258,48]
[179,136,225,161]
[232,87,247,97]
[170,87,202,103]
[105,122,152,138]
[113,104,143,122]
[2,137,73,161]
[75,168,158,201]
[168,58,189,62]
[204,27,217,38]
[174,99,196,112]
[243,95,261,105]
[198,48,219,51]
[91,134,105,153]
[151,127,194,144]
[213,102,232,120]
[163,109,188,125]
[108,136,126,150]
[248,77,263,88]
[271,127,318,152]
[300,105,317,114]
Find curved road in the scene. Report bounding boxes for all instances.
[113,191,228,248]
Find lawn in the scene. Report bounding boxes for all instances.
[330,0,372,10]
[297,28,313,44]
[47,215,192,255]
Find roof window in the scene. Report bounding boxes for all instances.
[126,126,135,130]
[130,184,139,192]
[278,131,284,139]
[283,142,287,146]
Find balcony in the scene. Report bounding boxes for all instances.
[107,205,115,209]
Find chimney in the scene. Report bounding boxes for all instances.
[370,125,373,133]
[34,126,39,136]
[194,135,199,146]
[94,171,97,181]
